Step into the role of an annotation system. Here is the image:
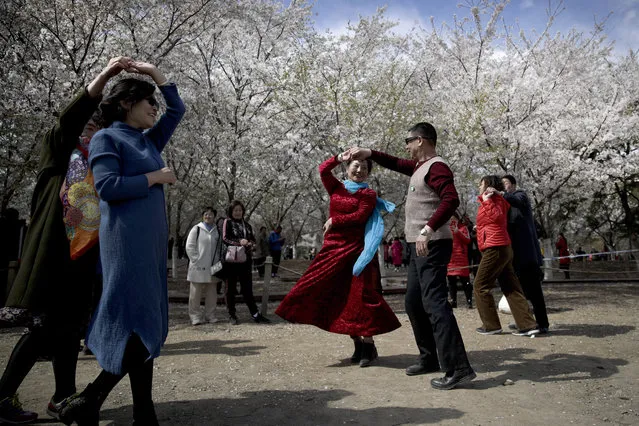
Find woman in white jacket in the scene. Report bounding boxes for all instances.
[185,207,222,325]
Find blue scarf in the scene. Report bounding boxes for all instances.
[343,180,396,276]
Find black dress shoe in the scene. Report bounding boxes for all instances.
[430,367,476,390]
[405,363,440,376]
[350,338,363,364]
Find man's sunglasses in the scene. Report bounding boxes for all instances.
[404,136,421,144]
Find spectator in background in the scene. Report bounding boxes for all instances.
[391,237,403,271]
[556,233,570,279]
[575,246,586,262]
[185,208,222,325]
[400,235,410,268]
[222,200,270,325]
[447,217,472,309]
[253,226,269,279]
[268,225,285,278]
[382,240,391,268]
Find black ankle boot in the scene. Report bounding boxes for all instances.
[350,338,363,363]
[359,342,378,368]
[58,383,100,426]
[133,402,159,426]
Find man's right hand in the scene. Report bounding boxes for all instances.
[346,147,372,161]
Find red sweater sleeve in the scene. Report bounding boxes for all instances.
[425,162,460,231]
[331,189,377,228]
[370,150,416,176]
[319,155,342,194]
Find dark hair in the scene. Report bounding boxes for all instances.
[346,158,373,173]
[227,200,245,218]
[480,175,505,192]
[408,122,437,146]
[202,207,216,216]
[89,110,105,129]
[502,174,517,186]
[99,78,156,127]
[275,225,282,231]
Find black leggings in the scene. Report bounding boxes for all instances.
[90,334,155,418]
[0,326,80,402]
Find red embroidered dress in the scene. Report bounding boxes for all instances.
[275,156,401,336]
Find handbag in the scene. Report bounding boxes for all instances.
[222,218,248,263]
[225,245,247,263]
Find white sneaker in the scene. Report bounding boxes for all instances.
[512,328,540,337]
[206,318,219,324]
[191,319,204,326]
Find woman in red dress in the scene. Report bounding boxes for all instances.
[275,152,401,367]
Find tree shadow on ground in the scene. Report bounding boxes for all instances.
[467,347,628,390]
[100,388,464,425]
[159,339,266,357]
[547,323,635,338]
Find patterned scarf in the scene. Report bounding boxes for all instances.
[59,136,100,260]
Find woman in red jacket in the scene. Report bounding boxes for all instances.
[447,217,473,308]
[473,176,538,336]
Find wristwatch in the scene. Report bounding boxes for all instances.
[420,226,432,236]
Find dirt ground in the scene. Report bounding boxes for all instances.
[1,282,638,426]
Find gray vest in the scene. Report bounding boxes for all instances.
[404,156,453,243]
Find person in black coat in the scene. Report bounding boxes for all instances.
[501,175,549,333]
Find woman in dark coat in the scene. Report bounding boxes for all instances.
[0,58,130,424]
[275,152,400,367]
[222,200,271,324]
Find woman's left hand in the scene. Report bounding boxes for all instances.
[323,217,333,235]
[129,61,167,85]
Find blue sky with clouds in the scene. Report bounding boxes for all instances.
[308,0,638,56]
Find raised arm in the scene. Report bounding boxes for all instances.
[45,57,132,159]
[479,195,508,224]
[144,83,186,152]
[319,155,343,194]
[456,224,471,245]
[129,61,185,153]
[370,150,416,176]
[502,190,531,211]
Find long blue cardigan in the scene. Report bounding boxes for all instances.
[86,83,185,374]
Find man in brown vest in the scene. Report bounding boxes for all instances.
[347,122,475,390]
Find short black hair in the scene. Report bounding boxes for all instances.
[202,207,216,216]
[99,78,156,127]
[480,175,505,192]
[408,122,437,146]
[227,200,245,218]
[346,158,373,173]
[502,174,517,186]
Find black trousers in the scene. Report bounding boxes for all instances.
[516,263,549,329]
[0,326,79,402]
[225,261,258,316]
[447,275,473,306]
[405,240,471,373]
[270,250,282,274]
[0,247,100,403]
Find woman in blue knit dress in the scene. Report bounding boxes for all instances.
[60,61,185,426]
